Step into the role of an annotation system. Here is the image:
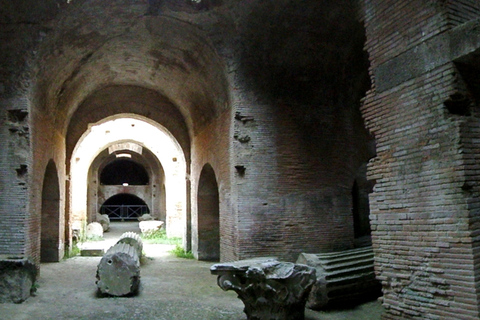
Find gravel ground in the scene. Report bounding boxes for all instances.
[0,222,383,320]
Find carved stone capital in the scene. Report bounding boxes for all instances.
[211,258,316,320]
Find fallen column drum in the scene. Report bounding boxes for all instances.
[96,232,143,296]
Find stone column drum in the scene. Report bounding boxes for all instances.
[96,232,143,296]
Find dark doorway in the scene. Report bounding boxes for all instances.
[41,160,61,262]
[100,193,149,220]
[352,178,372,248]
[197,164,220,261]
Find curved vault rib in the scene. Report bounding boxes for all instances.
[36,15,229,138]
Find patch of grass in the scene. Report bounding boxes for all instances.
[170,245,194,259]
[141,229,182,245]
[64,243,81,259]
[31,282,39,296]
[85,235,104,242]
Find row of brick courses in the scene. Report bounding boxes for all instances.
[446,0,480,26]
[233,98,295,260]
[0,6,64,274]
[232,82,371,260]
[364,0,448,68]
[362,0,480,316]
[230,56,280,260]
[229,0,375,260]
[0,19,45,267]
[458,114,480,304]
[1,97,31,260]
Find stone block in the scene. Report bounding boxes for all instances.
[96,213,110,232]
[80,248,105,257]
[0,256,37,303]
[139,220,164,235]
[86,222,104,240]
[138,214,153,221]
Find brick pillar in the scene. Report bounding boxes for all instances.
[0,98,31,260]
[362,0,480,318]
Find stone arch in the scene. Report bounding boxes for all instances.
[70,114,186,238]
[29,2,231,259]
[100,193,150,221]
[88,142,165,224]
[196,163,220,261]
[41,160,61,262]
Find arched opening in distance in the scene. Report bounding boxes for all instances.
[196,164,220,261]
[41,160,61,262]
[100,159,149,186]
[70,115,186,238]
[100,193,150,221]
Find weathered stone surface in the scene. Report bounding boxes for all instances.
[80,248,105,257]
[86,222,104,240]
[297,247,381,310]
[139,220,164,235]
[96,214,110,232]
[0,256,37,303]
[117,232,143,258]
[96,232,142,296]
[138,214,153,221]
[211,258,316,320]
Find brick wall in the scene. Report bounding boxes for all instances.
[444,0,480,26]
[191,109,234,261]
[364,0,449,68]
[223,0,374,262]
[29,102,67,265]
[0,0,67,268]
[363,0,480,318]
[0,98,30,259]
[229,94,373,261]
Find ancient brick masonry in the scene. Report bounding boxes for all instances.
[2,1,480,319]
[231,0,374,262]
[362,0,480,318]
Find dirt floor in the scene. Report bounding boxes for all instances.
[0,222,384,320]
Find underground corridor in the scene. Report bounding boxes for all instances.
[4,1,480,319]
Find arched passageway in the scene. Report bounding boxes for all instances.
[26,1,231,262]
[196,164,220,261]
[71,115,186,238]
[100,193,149,221]
[4,1,480,318]
[41,160,61,262]
[89,141,166,224]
